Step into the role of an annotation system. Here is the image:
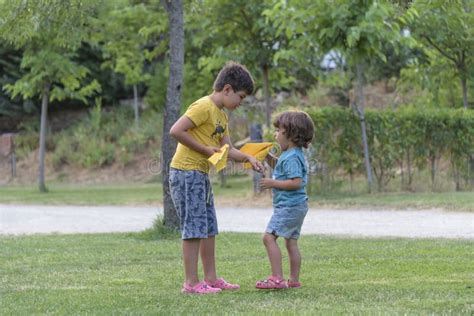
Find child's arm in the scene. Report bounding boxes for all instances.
[260,177,302,191]
[170,116,221,157]
[220,136,265,173]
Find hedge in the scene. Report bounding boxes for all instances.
[307,107,474,191]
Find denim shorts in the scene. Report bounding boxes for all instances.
[169,168,218,240]
[266,202,308,239]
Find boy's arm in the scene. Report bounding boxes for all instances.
[220,135,264,172]
[260,178,302,191]
[170,116,221,157]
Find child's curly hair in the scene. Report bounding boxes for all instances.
[273,111,315,148]
[213,61,254,95]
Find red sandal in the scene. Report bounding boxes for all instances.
[205,277,240,290]
[287,280,301,288]
[255,276,288,289]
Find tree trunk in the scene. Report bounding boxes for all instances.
[11,152,16,178]
[451,156,461,191]
[430,154,436,189]
[349,169,354,193]
[262,64,271,128]
[399,159,404,191]
[250,123,263,194]
[460,76,468,109]
[161,0,183,230]
[38,82,50,193]
[406,150,413,191]
[355,62,373,193]
[220,172,226,188]
[133,84,140,129]
[470,154,474,189]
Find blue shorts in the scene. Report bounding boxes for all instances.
[169,168,218,240]
[266,202,308,239]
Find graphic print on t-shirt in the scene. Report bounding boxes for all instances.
[211,120,226,140]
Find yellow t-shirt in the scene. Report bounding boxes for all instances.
[170,96,229,173]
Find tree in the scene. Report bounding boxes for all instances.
[268,0,405,192]
[405,0,474,188]
[192,0,290,128]
[406,0,473,109]
[0,0,101,192]
[161,0,183,229]
[93,1,167,129]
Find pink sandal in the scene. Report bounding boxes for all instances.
[255,276,288,289]
[288,280,301,288]
[181,281,222,294]
[205,277,240,290]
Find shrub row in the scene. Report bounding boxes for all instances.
[307,107,474,191]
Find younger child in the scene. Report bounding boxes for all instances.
[169,61,264,294]
[256,110,314,289]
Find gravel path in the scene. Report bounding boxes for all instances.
[1,204,473,239]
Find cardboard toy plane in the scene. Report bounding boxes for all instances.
[240,142,274,169]
[207,144,229,172]
[208,142,275,172]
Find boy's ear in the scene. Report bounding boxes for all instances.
[222,84,233,94]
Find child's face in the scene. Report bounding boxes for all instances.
[223,85,247,111]
[274,127,292,151]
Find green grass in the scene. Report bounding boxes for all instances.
[1,176,473,211]
[1,233,472,314]
[0,183,162,205]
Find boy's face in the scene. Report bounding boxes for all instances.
[274,127,292,151]
[223,85,247,111]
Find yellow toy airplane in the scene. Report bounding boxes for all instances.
[240,142,274,169]
[207,144,229,172]
[208,142,276,172]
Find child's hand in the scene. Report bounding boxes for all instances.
[247,156,265,173]
[204,146,221,157]
[260,178,274,190]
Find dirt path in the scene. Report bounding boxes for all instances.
[1,204,473,239]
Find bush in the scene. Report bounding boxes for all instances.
[51,104,163,169]
[308,107,474,192]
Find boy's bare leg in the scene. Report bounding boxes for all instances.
[285,238,301,282]
[200,236,217,283]
[182,239,201,285]
[263,233,283,278]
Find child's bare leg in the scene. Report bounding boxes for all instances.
[285,238,301,282]
[263,233,283,278]
[182,238,201,285]
[200,236,217,283]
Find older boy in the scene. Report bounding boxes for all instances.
[169,61,264,294]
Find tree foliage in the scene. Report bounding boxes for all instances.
[405,0,474,108]
[0,0,101,192]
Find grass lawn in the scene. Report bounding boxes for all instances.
[1,232,472,314]
[0,176,473,211]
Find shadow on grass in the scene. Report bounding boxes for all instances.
[130,215,180,241]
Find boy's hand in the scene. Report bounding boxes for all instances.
[204,146,221,157]
[247,156,265,173]
[260,178,274,190]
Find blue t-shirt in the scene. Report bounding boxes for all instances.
[272,147,308,207]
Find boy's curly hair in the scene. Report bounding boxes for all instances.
[213,61,254,95]
[273,111,315,148]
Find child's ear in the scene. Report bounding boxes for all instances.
[222,84,233,94]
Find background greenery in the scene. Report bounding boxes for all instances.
[0,0,473,194]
